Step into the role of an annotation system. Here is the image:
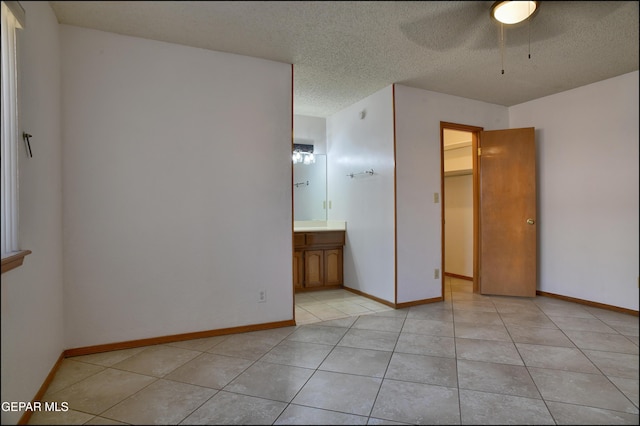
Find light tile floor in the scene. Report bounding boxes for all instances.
[29,278,639,425]
[294,289,396,324]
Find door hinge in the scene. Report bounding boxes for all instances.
[477,147,482,156]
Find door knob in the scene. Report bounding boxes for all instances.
[526,218,535,225]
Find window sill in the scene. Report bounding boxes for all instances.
[1,250,32,274]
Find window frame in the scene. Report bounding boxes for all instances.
[1,0,29,274]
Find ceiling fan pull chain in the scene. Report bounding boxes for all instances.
[528,3,532,59]
[501,23,505,74]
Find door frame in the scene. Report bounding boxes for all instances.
[440,122,483,296]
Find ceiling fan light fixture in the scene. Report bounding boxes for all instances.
[491,1,538,25]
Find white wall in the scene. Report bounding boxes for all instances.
[444,174,473,277]
[394,85,509,303]
[1,2,64,424]
[509,71,639,311]
[294,114,327,154]
[61,26,293,348]
[327,86,395,302]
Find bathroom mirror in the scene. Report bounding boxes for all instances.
[293,154,327,221]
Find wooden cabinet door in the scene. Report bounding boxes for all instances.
[324,249,343,286]
[304,250,324,288]
[293,250,304,289]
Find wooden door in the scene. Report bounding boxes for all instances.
[479,127,537,297]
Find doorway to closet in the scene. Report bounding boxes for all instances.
[441,124,478,295]
[440,122,482,296]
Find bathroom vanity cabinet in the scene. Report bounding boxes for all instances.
[294,230,345,291]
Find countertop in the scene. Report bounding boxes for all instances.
[294,220,346,232]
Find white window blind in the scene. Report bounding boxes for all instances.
[1,1,24,258]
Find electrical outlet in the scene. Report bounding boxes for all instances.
[433,192,439,203]
[258,290,266,303]
[434,269,440,279]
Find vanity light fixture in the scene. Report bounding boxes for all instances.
[292,143,315,165]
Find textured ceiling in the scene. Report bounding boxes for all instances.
[49,1,639,117]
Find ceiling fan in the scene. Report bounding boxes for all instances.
[490,1,540,74]
[399,1,628,72]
